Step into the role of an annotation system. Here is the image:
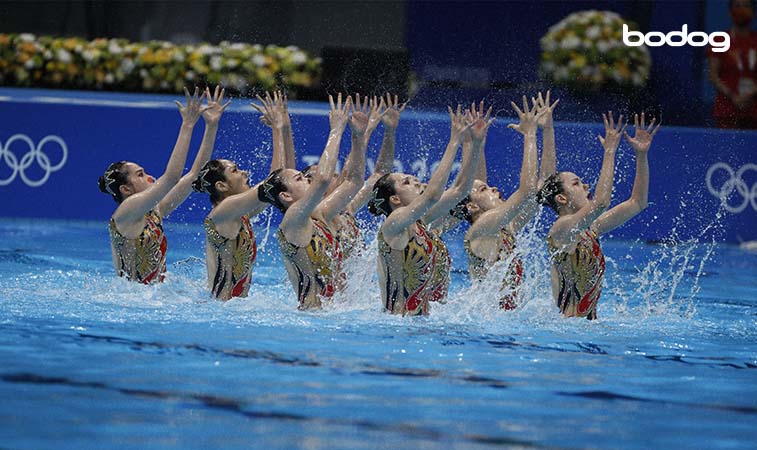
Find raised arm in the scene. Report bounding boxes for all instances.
[549,112,625,248]
[159,86,230,217]
[114,87,203,224]
[382,106,471,238]
[317,94,381,222]
[593,113,659,236]
[252,91,288,172]
[347,93,404,215]
[423,101,492,225]
[280,94,351,245]
[470,97,541,238]
[333,94,384,188]
[510,90,559,233]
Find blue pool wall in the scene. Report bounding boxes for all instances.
[0,87,754,243]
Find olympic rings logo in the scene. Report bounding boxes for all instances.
[0,134,68,187]
[705,162,757,213]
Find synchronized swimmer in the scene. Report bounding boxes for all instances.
[99,87,660,319]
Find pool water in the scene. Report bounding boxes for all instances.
[0,217,755,449]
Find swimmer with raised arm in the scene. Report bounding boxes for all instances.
[98,87,227,283]
[299,95,386,259]
[192,91,292,300]
[449,92,556,310]
[537,112,660,319]
[257,94,351,309]
[346,95,405,215]
[368,106,490,315]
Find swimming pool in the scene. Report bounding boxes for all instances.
[0,217,755,449]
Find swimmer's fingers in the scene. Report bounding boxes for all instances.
[607,111,615,129]
[174,100,183,110]
[192,86,201,105]
[536,91,545,109]
[484,105,493,122]
[378,98,389,118]
[510,101,524,118]
[328,94,335,110]
[640,111,646,129]
[250,103,266,117]
[597,134,606,146]
[183,86,191,105]
[220,99,232,111]
[650,116,662,136]
[549,98,559,111]
[602,112,609,131]
[521,95,529,115]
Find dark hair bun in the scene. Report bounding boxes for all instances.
[192,176,208,193]
[449,196,473,223]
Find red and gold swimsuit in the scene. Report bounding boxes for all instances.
[548,230,606,320]
[464,228,524,310]
[377,220,449,316]
[204,214,257,300]
[335,211,361,260]
[109,210,167,284]
[278,218,343,309]
[426,226,450,303]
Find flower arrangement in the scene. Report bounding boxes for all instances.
[539,10,651,89]
[0,33,321,95]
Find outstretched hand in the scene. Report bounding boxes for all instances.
[365,95,387,137]
[349,93,372,136]
[508,95,543,135]
[533,90,559,129]
[201,85,231,125]
[329,93,351,131]
[175,86,205,126]
[624,112,660,153]
[252,90,286,129]
[598,111,626,152]
[468,100,494,143]
[381,93,407,129]
[448,104,474,143]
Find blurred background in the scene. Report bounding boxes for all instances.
[1,0,751,128]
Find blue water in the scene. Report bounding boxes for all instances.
[0,218,755,449]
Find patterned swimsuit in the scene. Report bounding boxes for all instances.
[109,210,167,284]
[336,211,361,260]
[378,220,449,316]
[204,214,257,300]
[278,218,343,309]
[548,230,606,320]
[464,228,524,310]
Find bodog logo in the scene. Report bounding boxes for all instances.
[706,162,757,213]
[0,134,68,187]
